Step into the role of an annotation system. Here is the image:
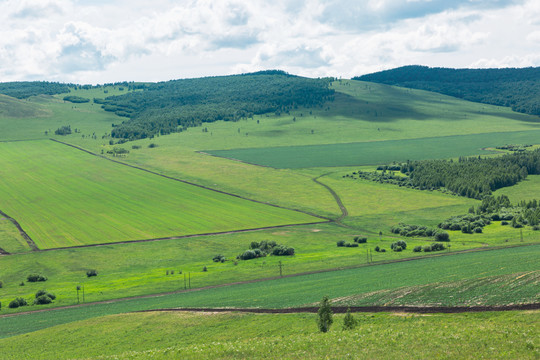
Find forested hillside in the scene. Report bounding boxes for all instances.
[106,71,334,140]
[354,66,540,116]
[0,82,71,98]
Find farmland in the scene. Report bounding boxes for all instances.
[1,244,538,338]
[0,139,319,249]
[0,73,539,358]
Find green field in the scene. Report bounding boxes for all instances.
[0,311,537,359]
[207,130,540,168]
[1,245,537,338]
[0,140,318,249]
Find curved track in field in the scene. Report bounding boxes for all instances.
[312,173,348,222]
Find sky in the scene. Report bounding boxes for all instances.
[1,0,539,84]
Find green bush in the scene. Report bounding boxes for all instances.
[202,266,208,272]
[374,246,380,252]
[501,221,509,226]
[8,297,27,309]
[34,295,52,305]
[86,269,98,277]
[316,296,333,333]
[413,246,422,252]
[345,243,359,248]
[213,254,226,262]
[353,236,367,243]
[391,240,407,251]
[473,227,483,233]
[27,274,47,282]
[336,240,346,247]
[434,231,450,242]
[0,280,3,288]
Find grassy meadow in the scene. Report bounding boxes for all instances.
[0,310,537,360]
[0,244,538,338]
[0,78,539,358]
[0,140,318,249]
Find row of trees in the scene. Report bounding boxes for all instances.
[355,65,540,116]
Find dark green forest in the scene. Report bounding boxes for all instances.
[0,82,71,98]
[354,66,540,116]
[346,148,540,199]
[105,71,334,140]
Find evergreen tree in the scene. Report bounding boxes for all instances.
[342,307,357,330]
[317,296,334,333]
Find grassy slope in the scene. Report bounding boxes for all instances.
[0,140,317,249]
[0,218,30,254]
[494,175,540,202]
[0,311,537,360]
[1,245,538,338]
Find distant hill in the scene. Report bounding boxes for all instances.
[354,66,540,116]
[0,94,50,118]
[105,71,335,140]
[0,81,71,98]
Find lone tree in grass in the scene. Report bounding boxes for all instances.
[343,307,357,330]
[317,296,333,333]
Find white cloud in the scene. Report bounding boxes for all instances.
[0,0,537,82]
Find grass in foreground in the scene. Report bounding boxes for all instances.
[0,140,318,249]
[0,311,537,359]
[1,245,538,338]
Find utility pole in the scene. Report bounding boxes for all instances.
[189,272,191,289]
[184,273,187,290]
[82,285,85,303]
[278,261,283,277]
[76,286,81,304]
[520,228,524,242]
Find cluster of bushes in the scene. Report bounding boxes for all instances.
[336,240,358,248]
[34,290,56,305]
[27,274,47,282]
[390,240,407,252]
[413,243,446,253]
[390,223,449,241]
[353,236,367,243]
[63,95,90,103]
[8,297,27,309]
[213,254,226,263]
[374,246,386,253]
[438,214,491,234]
[54,125,72,136]
[496,144,532,152]
[237,241,294,260]
[106,147,129,156]
[86,269,98,277]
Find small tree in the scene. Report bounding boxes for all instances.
[342,307,357,330]
[317,296,333,333]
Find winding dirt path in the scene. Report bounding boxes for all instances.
[312,173,348,222]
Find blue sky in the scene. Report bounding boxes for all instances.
[1,0,539,83]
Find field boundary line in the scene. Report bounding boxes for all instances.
[0,209,38,251]
[138,303,540,315]
[36,221,331,252]
[49,139,329,222]
[2,243,537,318]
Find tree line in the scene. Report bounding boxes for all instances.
[346,149,540,199]
[354,65,540,117]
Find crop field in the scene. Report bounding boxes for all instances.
[1,245,537,338]
[0,311,537,359]
[0,140,318,249]
[332,271,539,307]
[206,130,540,168]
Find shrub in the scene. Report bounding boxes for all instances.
[342,308,357,330]
[0,280,3,288]
[345,243,358,248]
[148,143,158,148]
[533,225,540,231]
[473,227,483,233]
[413,246,422,252]
[271,246,295,256]
[19,282,24,286]
[434,231,450,242]
[380,248,386,253]
[374,246,380,252]
[422,245,432,252]
[393,246,403,252]
[8,297,27,308]
[336,240,346,247]
[430,243,446,251]
[86,269,98,277]
[202,266,207,272]
[34,295,52,305]
[353,236,367,243]
[391,240,407,251]
[213,254,226,262]
[27,274,47,282]
[501,221,509,226]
